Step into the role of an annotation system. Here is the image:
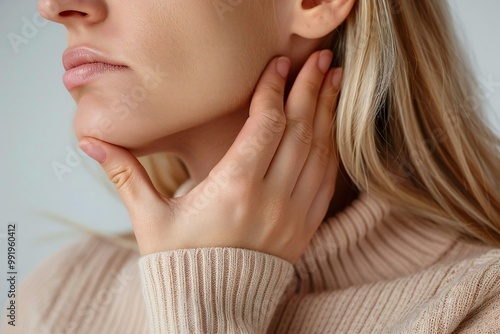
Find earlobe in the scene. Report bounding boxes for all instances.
[290,0,355,39]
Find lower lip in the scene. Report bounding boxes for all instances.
[63,63,128,90]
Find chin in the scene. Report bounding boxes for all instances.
[71,88,148,146]
[73,105,186,157]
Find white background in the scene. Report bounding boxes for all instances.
[1,0,500,315]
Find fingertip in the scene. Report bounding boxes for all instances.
[332,68,343,88]
[78,136,103,149]
[79,139,106,164]
[78,139,90,150]
[276,56,291,79]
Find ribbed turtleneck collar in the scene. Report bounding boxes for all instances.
[294,191,459,293]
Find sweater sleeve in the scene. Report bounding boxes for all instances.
[138,247,296,334]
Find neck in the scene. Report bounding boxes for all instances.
[137,105,359,218]
[177,110,250,184]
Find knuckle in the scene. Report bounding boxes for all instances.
[289,119,314,145]
[319,88,339,102]
[108,166,133,191]
[312,142,332,167]
[212,173,239,192]
[258,107,287,134]
[263,79,284,97]
[302,80,320,97]
[229,182,259,217]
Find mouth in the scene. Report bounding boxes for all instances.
[62,46,128,90]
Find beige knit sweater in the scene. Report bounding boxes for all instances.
[2,180,500,333]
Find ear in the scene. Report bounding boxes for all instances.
[290,0,356,39]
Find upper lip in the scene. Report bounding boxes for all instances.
[62,46,127,71]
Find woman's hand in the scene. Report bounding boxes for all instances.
[79,50,343,264]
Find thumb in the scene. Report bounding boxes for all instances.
[78,137,164,218]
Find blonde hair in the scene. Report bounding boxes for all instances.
[40,0,500,252]
[330,0,500,247]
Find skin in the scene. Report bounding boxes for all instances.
[38,0,356,262]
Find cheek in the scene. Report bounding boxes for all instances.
[74,1,279,148]
[71,63,251,149]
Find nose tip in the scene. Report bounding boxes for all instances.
[37,0,107,25]
[37,0,58,21]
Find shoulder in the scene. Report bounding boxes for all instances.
[431,245,500,306]
[391,246,500,333]
[444,247,500,333]
[22,234,140,292]
[447,246,500,293]
[25,235,138,282]
[5,235,141,333]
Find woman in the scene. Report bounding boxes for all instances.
[4,0,500,333]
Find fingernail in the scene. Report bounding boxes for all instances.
[79,140,106,163]
[276,57,291,79]
[332,68,343,88]
[317,50,333,74]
